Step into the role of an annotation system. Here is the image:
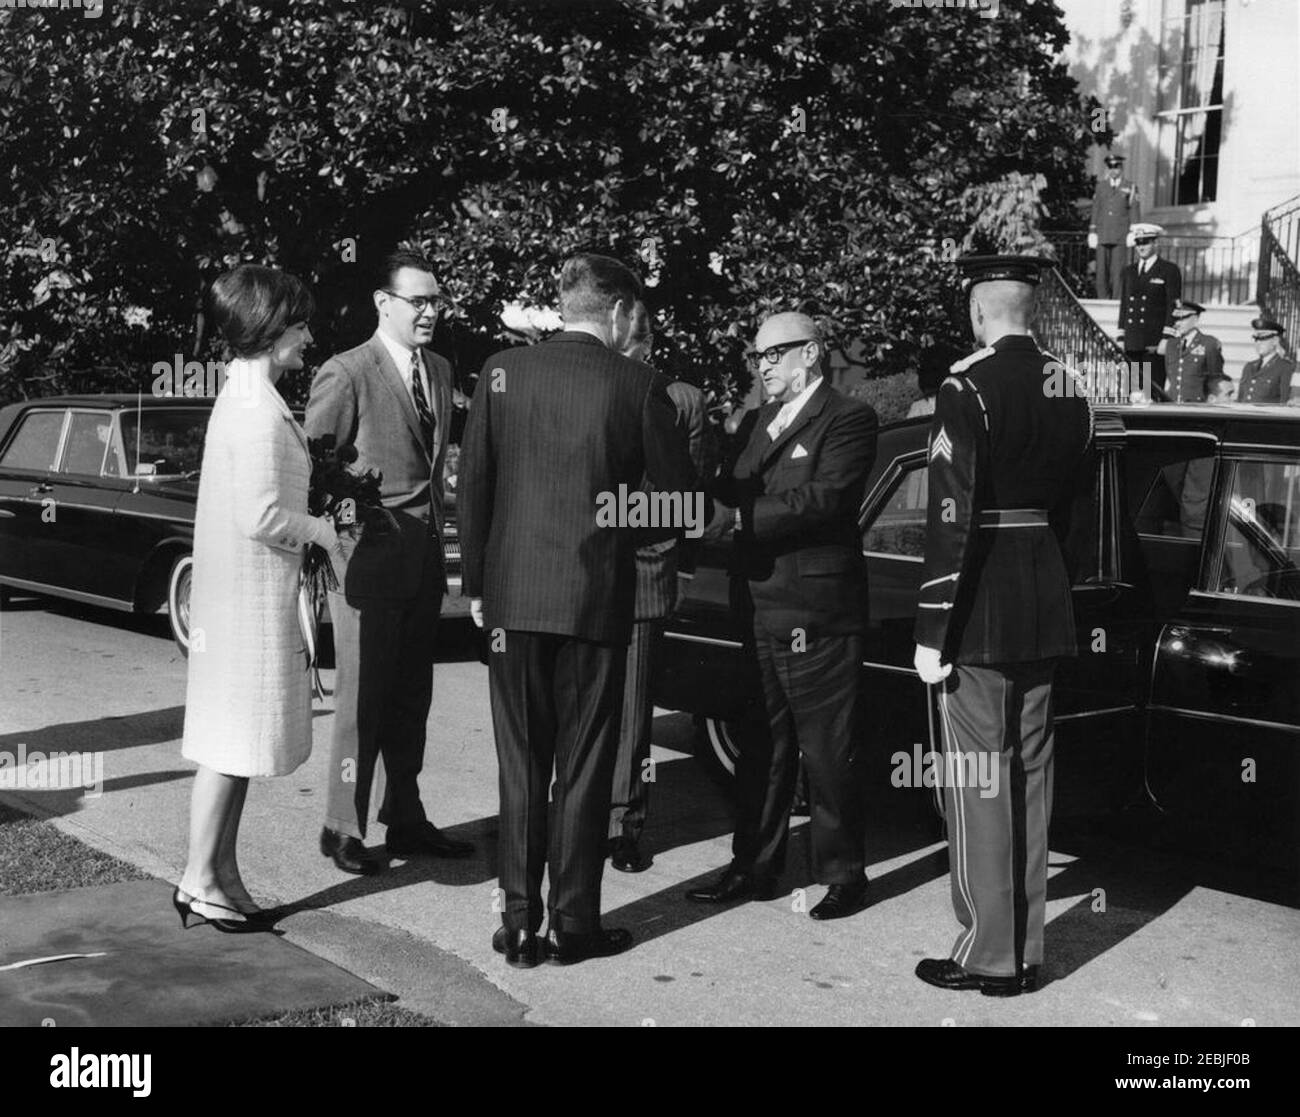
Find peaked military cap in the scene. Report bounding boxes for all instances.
[956,254,1051,292]
[1250,316,1284,338]
[1172,299,1206,318]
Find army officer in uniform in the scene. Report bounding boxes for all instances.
[1238,317,1296,404]
[1119,223,1182,394]
[1166,300,1223,403]
[912,255,1093,998]
[1088,153,1140,299]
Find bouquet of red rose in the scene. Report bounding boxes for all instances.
[299,436,397,690]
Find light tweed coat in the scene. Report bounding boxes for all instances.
[182,363,332,777]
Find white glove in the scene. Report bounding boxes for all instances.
[470,598,485,629]
[1087,231,1099,250]
[913,644,952,685]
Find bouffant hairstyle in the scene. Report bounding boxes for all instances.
[209,265,314,359]
[558,253,643,323]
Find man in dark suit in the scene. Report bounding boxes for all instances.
[306,249,474,875]
[1089,153,1140,298]
[460,254,697,968]
[1239,316,1296,404]
[608,303,707,874]
[686,312,878,921]
[1166,300,1224,403]
[1119,222,1182,393]
[913,256,1092,998]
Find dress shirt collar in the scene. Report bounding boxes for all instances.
[376,328,426,396]
[766,374,823,440]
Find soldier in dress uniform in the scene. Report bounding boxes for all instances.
[1119,222,1181,394]
[1089,153,1140,299]
[1238,317,1296,404]
[1166,300,1223,403]
[912,255,1093,998]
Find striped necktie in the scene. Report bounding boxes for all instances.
[409,351,435,453]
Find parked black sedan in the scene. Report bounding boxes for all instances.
[655,402,1300,868]
[0,395,462,653]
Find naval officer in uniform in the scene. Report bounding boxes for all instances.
[1238,317,1296,404]
[912,255,1093,997]
[1119,223,1181,394]
[1166,300,1224,403]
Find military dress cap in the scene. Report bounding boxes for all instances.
[1250,316,1284,338]
[955,254,1051,291]
[1130,222,1164,243]
[1103,153,1126,168]
[1173,299,1206,318]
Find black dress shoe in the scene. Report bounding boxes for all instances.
[319,827,384,875]
[609,836,650,874]
[386,822,475,859]
[808,878,870,921]
[684,867,778,904]
[1019,964,1041,993]
[543,926,633,965]
[492,926,541,969]
[914,957,1020,997]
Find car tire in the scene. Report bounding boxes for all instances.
[694,716,741,782]
[167,553,193,657]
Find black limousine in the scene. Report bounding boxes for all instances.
[0,395,462,653]
[655,402,1300,870]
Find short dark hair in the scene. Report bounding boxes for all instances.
[209,265,314,359]
[558,253,642,323]
[376,247,438,293]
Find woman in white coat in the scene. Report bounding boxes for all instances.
[175,265,343,932]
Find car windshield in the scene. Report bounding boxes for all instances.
[119,409,209,477]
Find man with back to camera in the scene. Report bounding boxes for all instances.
[459,254,697,968]
[912,255,1093,997]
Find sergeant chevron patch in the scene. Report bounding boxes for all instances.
[930,425,953,463]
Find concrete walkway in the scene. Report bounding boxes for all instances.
[2,595,1298,1026]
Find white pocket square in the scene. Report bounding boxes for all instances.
[790,443,809,460]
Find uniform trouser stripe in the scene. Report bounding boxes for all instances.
[938,688,978,965]
[937,663,1056,977]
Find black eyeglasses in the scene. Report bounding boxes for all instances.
[747,338,813,368]
[384,291,444,315]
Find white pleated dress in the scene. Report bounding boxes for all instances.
[181,363,332,777]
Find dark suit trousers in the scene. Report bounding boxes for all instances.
[324,540,442,839]
[733,626,866,884]
[608,618,664,842]
[489,631,625,935]
[1095,243,1126,299]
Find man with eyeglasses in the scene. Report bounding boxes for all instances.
[306,247,473,875]
[686,311,877,921]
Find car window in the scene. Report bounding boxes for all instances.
[119,409,209,476]
[1215,459,1300,601]
[863,460,927,559]
[0,410,67,472]
[1121,437,1216,612]
[57,411,113,476]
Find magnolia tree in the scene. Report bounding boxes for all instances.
[0,0,1101,410]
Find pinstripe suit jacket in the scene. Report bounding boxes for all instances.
[459,331,697,645]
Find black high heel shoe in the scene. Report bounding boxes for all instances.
[172,888,273,934]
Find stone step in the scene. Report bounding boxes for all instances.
[1078,300,1265,378]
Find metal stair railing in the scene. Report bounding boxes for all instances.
[1032,264,1134,402]
[1257,194,1300,350]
